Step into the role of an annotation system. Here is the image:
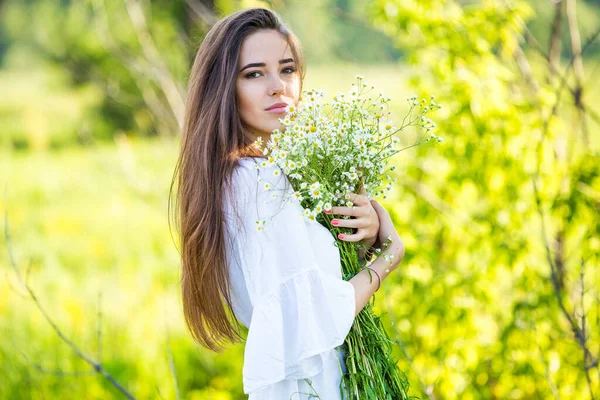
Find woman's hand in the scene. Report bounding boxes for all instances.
[370,199,405,271]
[327,177,380,249]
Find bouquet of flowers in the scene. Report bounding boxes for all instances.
[253,75,441,399]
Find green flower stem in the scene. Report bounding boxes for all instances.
[320,215,414,400]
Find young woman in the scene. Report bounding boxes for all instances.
[170,7,405,399]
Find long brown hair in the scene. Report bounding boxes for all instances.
[169,7,306,352]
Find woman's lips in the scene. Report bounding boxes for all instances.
[266,107,287,114]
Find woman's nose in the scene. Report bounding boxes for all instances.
[269,75,285,96]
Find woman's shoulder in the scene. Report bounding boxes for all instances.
[227,157,271,204]
[229,157,293,208]
[231,157,260,188]
[235,156,264,172]
[233,157,285,185]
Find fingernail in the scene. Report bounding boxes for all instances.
[324,210,330,214]
[331,220,339,226]
[338,234,344,239]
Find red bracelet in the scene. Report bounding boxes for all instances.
[364,267,381,292]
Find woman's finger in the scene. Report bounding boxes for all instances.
[331,217,367,229]
[330,205,360,217]
[337,231,365,242]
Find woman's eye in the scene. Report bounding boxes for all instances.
[246,67,296,79]
[245,71,261,79]
[245,68,295,79]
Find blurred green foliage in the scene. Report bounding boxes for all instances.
[1,0,600,399]
[367,0,600,398]
[0,0,402,150]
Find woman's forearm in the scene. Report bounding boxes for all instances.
[349,250,399,317]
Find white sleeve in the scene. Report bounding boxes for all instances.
[225,160,356,395]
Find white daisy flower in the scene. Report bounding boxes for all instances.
[314,201,324,213]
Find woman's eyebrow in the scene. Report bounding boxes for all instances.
[240,58,295,72]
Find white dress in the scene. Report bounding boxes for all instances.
[222,157,356,399]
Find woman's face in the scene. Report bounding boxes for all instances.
[236,29,300,142]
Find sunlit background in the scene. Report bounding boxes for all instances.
[1,0,599,399]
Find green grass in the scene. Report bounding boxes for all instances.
[0,138,245,399]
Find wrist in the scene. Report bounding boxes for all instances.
[362,254,392,290]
